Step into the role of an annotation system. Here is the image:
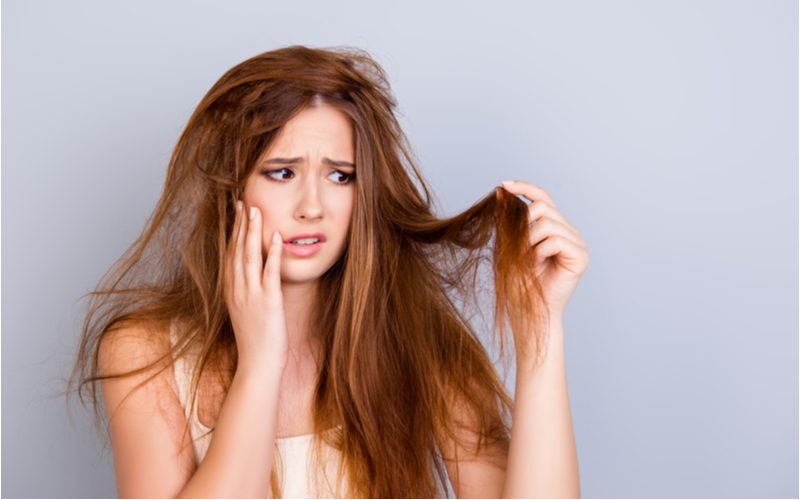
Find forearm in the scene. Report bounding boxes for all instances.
[177,364,285,498]
[502,318,581,498]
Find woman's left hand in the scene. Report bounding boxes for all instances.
[500,180,590,318]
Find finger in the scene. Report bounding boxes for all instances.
[244,205,264,290]
[500,180,557,207]
[225,200,243,300]
[227,201,244,259]
[533,234,589,274]
[233,200,247,295]
[529,217,586,249]
[529,202,581,240]
[262,230,283,303]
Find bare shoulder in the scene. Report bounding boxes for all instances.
[98,319,180,408]
[98,319,172,371]
[98,318,196,497]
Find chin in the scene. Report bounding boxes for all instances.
[280,275,320,285]
[279,262,331,284]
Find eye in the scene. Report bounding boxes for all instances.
[259,168,354,185]
[261,168,295,182]
[329,170,355,185]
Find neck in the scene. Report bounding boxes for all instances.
[280,279,320,364]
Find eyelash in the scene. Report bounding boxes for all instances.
[260,168,355,185]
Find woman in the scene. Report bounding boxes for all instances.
[68,45,588,498]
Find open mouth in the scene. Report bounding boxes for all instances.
[283,238,324,257]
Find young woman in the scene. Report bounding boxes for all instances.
[68,45,588,498]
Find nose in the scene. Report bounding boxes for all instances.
[293,175,323,222]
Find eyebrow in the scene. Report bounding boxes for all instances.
[264,157,356,169]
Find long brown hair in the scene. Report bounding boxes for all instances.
[67,45,552,498]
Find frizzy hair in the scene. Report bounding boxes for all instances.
[66,45,552,498]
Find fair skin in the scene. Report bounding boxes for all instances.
[218,101,357,445]
[241,102,356,373]
[99,99,581,497]
[235,108,585,495]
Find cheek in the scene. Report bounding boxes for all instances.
[334,196,354,231]
[342,187,355,212]
[243,196,280,241]
[243,190,276,222]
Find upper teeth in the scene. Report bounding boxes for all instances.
[291,238,320,245]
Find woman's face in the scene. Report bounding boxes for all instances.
[242,103,355,284]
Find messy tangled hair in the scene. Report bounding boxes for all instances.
[67,45,552,498]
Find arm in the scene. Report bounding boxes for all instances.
[497,178,587,497]
[176,364,285,498]
[100,324,285,498]
[100,325,197,498]
[103,203,291,497]
[178,202,290,497]
[441,318,580,499]
[501,317,581,498]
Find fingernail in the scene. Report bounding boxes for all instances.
[272,231,281,244]
[501,180,514,187]
[249,207,256,220]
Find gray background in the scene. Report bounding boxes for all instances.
[2,0,797,497]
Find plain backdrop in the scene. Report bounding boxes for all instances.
[2,0,797,497]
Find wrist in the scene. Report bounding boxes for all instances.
[235,354,288,381]
[516,316,565,373]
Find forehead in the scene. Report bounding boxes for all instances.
[269,104,354,155]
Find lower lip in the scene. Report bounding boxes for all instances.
[283,241,324,257]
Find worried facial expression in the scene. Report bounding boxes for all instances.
[242,103,355,284]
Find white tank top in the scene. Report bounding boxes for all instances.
[169,322,347,498]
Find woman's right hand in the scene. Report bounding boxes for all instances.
[223,200,289,376]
